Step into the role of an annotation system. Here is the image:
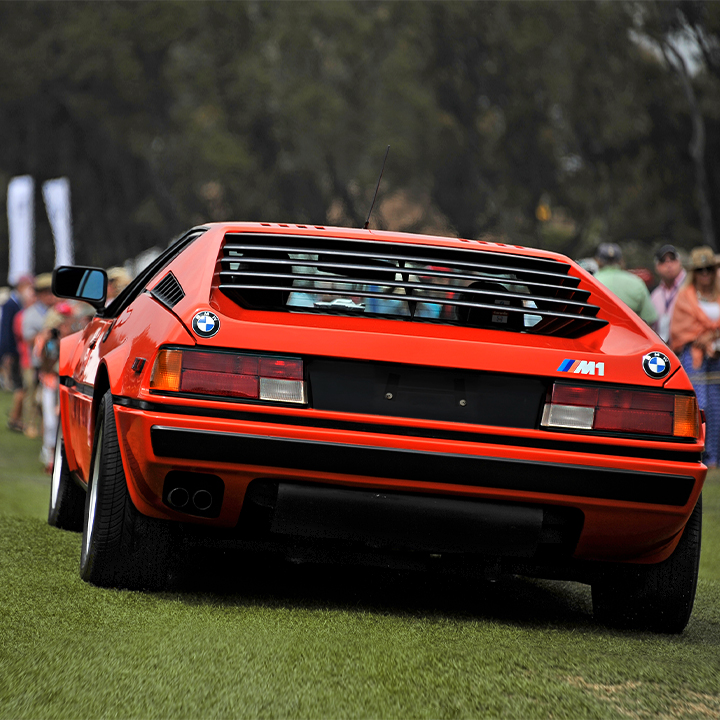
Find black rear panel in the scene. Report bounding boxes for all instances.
[308,358,547,428]
[239,479,585,559]
[151,427,696,506]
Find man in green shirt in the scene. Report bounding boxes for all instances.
[594,243,658,325]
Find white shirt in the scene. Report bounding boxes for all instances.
[699,298,720,323]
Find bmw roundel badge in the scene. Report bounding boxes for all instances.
[192,311,220,338]
[642,351,671,379]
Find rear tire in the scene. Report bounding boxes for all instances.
[48,424,85,531]
[80,390,172,590]
[592,495,702,633]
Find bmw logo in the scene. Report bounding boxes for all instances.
[192,311,220,338]
[642,351,671,379]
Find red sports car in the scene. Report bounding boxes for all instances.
[50,223,704,632]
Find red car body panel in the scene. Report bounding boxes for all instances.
[58,223,706,572]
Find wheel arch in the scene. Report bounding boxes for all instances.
[92,363,111,426]
[91,365,157,520]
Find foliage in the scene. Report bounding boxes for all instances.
[0,1,719,277]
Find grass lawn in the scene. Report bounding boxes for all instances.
[1,390,719,719]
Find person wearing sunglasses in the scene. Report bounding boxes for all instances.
[651,244,686,343]
[670,245,720,467]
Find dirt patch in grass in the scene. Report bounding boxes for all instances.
[566,676,720,719]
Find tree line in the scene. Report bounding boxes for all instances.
[0,0,718,279]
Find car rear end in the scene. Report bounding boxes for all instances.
[113,224,703,594]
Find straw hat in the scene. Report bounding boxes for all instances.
[34,273,53,292]
[107,267,131,284]
[688,246,720,270]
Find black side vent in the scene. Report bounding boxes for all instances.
[151,272,185,309]
[218,233,608,338]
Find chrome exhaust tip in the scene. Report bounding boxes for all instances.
[167,487,190,508]
[192,489,213,511]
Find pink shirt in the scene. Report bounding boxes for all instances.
[651,269,686,342]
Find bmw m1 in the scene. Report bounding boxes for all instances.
[49,222,705,632]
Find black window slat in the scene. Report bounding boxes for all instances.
[219,282,601,322]
[222,243,579,287]
[224,232,571,275]
[218,233,607,337]
[219,270,592,313]
[219,256,587,298]
[220,256,590,301]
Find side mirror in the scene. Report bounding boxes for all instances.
[52,266,108,309]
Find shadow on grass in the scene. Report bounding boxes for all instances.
[163,544,597,630]
[9,515,719,643]
[160,544,720,643]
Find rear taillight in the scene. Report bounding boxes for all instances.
[541,383,700,439]
[150,348,307,404]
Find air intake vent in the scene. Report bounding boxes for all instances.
[218,233,608,338]
[151,272,185,308]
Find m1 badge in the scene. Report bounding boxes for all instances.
[192,311,220,338]
[642,351,671,379]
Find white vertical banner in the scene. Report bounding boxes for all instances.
[7,175,35,285]
[42,177,74,267]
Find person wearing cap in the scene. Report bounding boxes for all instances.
[651,244,686,343]
[0,275,34,431]
[670,245,720,467]
[594,243,658,325]
[20,273,56,438]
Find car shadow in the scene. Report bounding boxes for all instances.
[161,545,598,631]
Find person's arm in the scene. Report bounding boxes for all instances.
[636,282,658,325]
[649,287,663,332]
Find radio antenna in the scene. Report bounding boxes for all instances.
[363,145,390,229]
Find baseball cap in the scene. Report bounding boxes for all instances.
[654,244,678,262]
[596,243,622,263]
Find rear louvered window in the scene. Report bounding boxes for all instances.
[218,233,607,338]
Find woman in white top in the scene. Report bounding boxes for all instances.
[670,245,720,467]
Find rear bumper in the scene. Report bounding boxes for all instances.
[113,400,706,565]
[150,426,696,507]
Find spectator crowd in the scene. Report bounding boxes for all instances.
[588,241,720,467]
[0,267,129,472]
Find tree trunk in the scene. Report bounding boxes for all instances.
[663,41,716,250]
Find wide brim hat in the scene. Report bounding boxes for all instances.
[107,266,131,285]
[34,272,53,292]
[688,246,720,270]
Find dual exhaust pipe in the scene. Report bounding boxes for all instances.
[162,471,225,518]
[167,486,214,512]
